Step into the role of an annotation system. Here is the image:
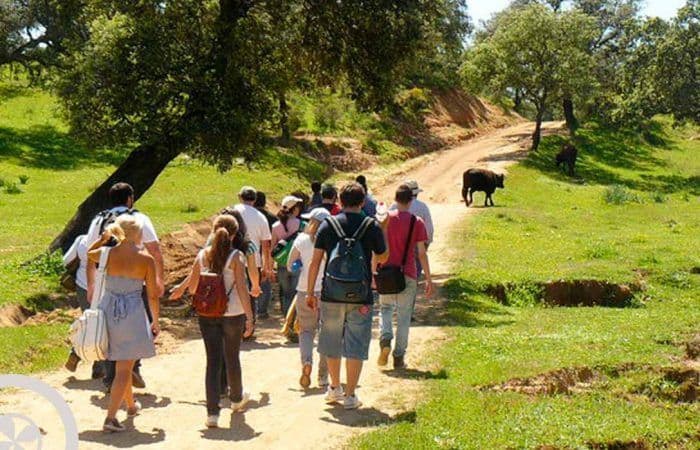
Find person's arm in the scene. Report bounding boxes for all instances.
[145,256,160,338]
[247,253,261,297]
[144,241,165,298]
[374,221,390,265]
[169,264,194,300]
[232,255,255,337]
[306,248,324,310]
[262,239,273,277]
[187,257,203,296]
[63,237,81,266]
[423,206,434,245]
[416,241,433,298]
[287,246,301,272]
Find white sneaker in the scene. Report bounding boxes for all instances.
[205,415,219,428]
[324,385,345,404]
[343,394,362,410]
[231,392,250,412]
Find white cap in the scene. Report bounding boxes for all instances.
[302,207,331,223]
[281,195,303,210]
[404,179,423,196]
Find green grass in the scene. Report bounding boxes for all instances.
[354,120,700,449]
[0,324,69,374]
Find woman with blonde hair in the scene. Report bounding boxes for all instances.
[171,214,254,428]
[87,215,159,433]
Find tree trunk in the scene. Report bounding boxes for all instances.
[279,91,290,142]
[563,97,578,134]
[513,88,522,111]
[50,143,180,252]
[531,107,545,151]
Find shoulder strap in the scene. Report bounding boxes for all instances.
[401,215,417,268]
[224,250,240,296]
[352,216,375,241]
[92,247,111,310]
[327,217,346,239]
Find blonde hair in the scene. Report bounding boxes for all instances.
[115,215,143,243]
[104,223,125,243]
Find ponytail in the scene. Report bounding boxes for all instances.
[208,228,232,274]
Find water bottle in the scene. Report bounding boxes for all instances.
[376,202,388,222]
[291,259,303,273]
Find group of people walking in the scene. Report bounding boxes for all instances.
[62,175,434,432]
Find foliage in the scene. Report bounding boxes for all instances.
[18,174,28,184]
[462,4,597,148]
[603,184,642,204]
[3,181,21,194]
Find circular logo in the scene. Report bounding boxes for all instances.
[0,375,78,450]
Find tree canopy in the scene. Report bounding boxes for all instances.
[462,3,597,148]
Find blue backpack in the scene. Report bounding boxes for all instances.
[322,216,375,304]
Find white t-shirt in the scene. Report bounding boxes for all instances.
[234,204,272,268]
[197,248,246,317]
[63,234,88,290]
[292,233,323,293]
[85,206,158,249]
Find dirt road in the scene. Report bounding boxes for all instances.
[0,121,562,450]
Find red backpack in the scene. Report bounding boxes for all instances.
[192,251,233,317]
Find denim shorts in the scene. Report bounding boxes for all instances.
[318,302,373,361]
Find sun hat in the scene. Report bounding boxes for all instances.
[302,207,332,222]
[281,195,303,210]
[404,179,423,195]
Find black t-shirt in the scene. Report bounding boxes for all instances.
[314,212,387,304]
[257,207,277,231]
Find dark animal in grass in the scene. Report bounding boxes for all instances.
[462,168,505,207]
[556,143,577,176]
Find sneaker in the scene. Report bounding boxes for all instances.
[324,385,345,404]
[91,366,104,380]
[64,353,79,372]
[205,415,219,428]
[343,394,362,410]
[103,418,125,433]
[378,339,391,367]
[317,375,329,389]
[127,401,142,417]
[299,364,312,389]
[131,370,146,389]
[231,392,250,412]
[393,355,405,369]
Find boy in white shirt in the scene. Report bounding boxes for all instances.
[287,208,330,389]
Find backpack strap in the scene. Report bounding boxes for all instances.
[326,216,346,239]
[352,216,375,241]
[400,215,417,269]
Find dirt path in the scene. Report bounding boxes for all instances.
[0,121,563,450]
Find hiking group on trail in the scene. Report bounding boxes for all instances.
[63,176,434,433]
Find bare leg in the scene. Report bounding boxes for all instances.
[327,357,341,388]
[107,360,135,420]
[345,358,363,397]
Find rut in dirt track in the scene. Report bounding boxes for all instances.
[0,121,563,450]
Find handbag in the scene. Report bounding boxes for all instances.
[69,248,110,362]
[192,251,235,318]
[374,214,416,295]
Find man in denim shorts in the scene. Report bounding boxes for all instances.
[306,182,388,409]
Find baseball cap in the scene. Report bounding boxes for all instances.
[404,179,423,195]
[302,207,331,222]
[281,195,303,210]
[239,186,257,201]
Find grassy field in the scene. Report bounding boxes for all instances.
[354,120,700,449]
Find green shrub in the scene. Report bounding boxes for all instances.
[181,203,200,213]
[504,283,542,307]
[603,184,641,205]
[4,182,22,194]
[314,99,345,132]
[396,87,431,121]
[23,251,64,278]
[649,192,667,203]
[0,176,5,187]
[18,175,29,185]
